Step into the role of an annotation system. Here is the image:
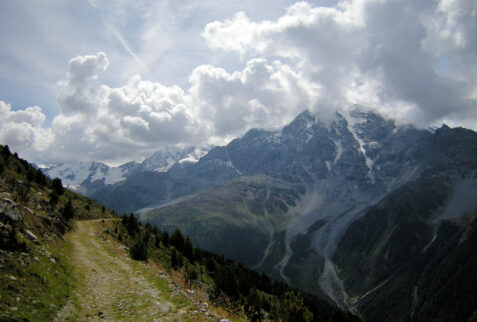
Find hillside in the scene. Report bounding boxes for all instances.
[0,145,357,321]
[0,145,114,320]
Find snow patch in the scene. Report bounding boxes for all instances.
[343,112,375,183]
[325,161,331,172]
[333,140,343,164]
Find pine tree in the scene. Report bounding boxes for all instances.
[51,178,64,196]
[62,199,75,221]
[171,228,185,251]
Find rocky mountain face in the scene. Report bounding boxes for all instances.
[119,108,477,321]
[41,146,210,198]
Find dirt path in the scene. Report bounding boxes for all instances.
[55,220,218,321]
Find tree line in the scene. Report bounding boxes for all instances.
[116,213,359,322]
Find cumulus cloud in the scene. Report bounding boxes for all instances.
[189,58,319,139]
[2,0,476,163]
[0,102,53,158]
[203,0,477,127]
[28,51,313,162]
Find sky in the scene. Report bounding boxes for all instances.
[0,0,476,165]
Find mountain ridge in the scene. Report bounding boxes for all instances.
[135,107,477,320]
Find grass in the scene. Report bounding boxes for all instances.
[0,237,75,321]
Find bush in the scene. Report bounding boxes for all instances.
[171,249,183,269]
[130,240,148,261]
[16,184,30,202]
[49,191,59,207]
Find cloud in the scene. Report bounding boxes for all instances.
[0,101,53,157]
[1,1,476,164]
[189,58,319,138]
[22,52,312,162]
[203,0,477,127]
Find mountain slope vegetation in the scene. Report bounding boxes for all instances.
[0,145,115,320]
[0,145,358,321]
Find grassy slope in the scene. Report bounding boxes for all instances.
[0,146,114,320]
[141,175,298,266]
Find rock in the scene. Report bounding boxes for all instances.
[8,275,17,281]
[220,319,231,322]
[23,207,34,215]
[201,302,208,309]
[0,202,23,228]
[2,198,16,205]
[25,229,38,241]
[98,311,105,318]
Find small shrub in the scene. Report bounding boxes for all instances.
[49,191,59,207]
[16,184,30,202]
[130,240,148,261]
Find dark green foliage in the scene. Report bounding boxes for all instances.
[116,216,358,322]
[34,168,47,186]
[51,178,64,196]
[130,238,149,261]
[123,213,140,236]
[183,236,194,261]
[171,228,185,251]
[162,231,169,246]
[280,291,313,321]
[101,205,105,213]
[171,249,183,269]
[185,263,198,285]
[62,199,75,221]
[1,145,11,158]
[0,228,27,252]
[26,168,34,182]
[16,183,30,202]
[49,190,59,207]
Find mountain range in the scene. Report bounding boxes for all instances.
[44,107,477,321]
[40,146,210,197]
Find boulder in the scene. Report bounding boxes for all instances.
[0,202,23,228]
[25,229,38,241]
